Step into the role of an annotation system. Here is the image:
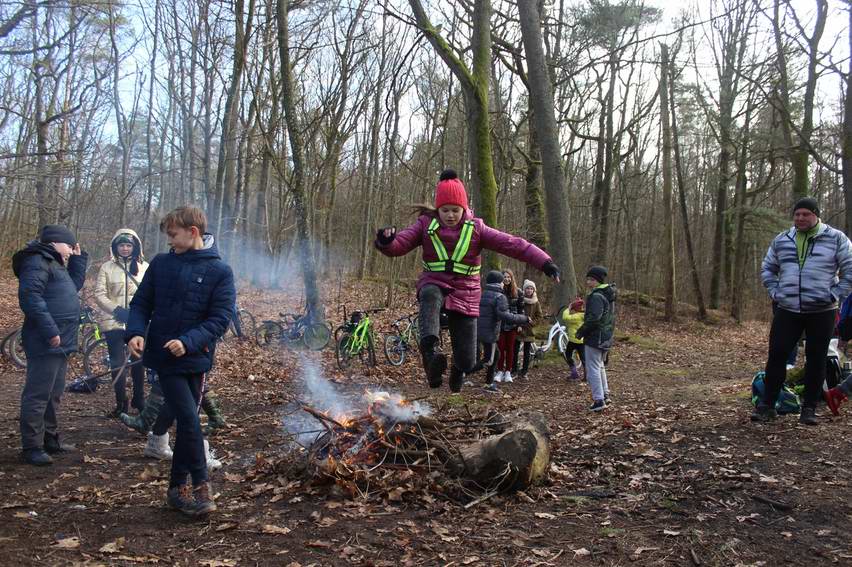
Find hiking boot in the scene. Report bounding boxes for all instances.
[589,400,606,412]
[167,484,197,517]
[448,366,464,393]
[21,448,52,466]
[193,482,217,516]
[420,337,446,388]
[204,440,222,471]
[143,432,173,460]
[750,403,777,422]
[201,392,226,434]
[120,393,165,434]
[44,434,74,454]
[569,366,579,381]
[824,387,848,416]
[799,406,818,426]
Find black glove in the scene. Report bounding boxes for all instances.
[376,226,396,246]
[542,261,561,281]
[113,306,130,324]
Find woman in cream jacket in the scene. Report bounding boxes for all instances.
[93,229,148,415]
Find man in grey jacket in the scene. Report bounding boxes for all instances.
[753,197,852,425]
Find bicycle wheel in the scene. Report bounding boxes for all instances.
[336,333,354,369]
[383,334,406,366]
[235,309,257,342]
[84,338,113,382]
[303,322,331,350]
[558,333,569,356]
[1,327,17,360]
[256,321,284,347]
[364,333,377,367]
[8,328,26,368]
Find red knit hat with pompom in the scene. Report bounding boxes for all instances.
[435,169,468,210]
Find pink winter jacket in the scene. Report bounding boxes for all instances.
[375,210,552,316]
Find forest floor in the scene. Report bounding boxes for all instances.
[0,275,851,566]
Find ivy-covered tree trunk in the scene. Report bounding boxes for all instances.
[409,0,499,269]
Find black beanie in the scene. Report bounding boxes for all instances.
[39,225,76,247]
[586,265,608,283]
[792,197,820,217]
[486,270,504,285]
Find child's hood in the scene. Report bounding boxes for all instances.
[172,233,222,261]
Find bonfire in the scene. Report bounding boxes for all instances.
[297,388,551,498]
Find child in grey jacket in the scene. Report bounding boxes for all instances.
[475,270,529,391]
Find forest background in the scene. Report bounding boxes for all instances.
[0,0,849,322]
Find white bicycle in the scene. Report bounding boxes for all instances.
[529,317,570,369]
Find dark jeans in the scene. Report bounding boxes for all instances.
[764,307,836,408]
[520,341,533,374]
[159,372,207,487]
[20,354,67,450]
[564,342,585,368]
[105,330,145,410]
[479,342,498,384]
[419,285,477,372]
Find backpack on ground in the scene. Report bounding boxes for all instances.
[751,371,800,414]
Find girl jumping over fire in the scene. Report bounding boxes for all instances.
[375,169,560,392]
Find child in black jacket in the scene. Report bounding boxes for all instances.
[476,270,528,391]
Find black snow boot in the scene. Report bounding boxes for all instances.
[419,335,447,388]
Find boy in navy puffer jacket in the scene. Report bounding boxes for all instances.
[126,206,235,517]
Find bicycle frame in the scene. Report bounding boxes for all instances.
[346,314,372,354]
[535,320,568,354]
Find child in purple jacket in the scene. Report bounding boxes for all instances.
[375,169,560,392]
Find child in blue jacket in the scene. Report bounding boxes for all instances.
[126,206,235,517]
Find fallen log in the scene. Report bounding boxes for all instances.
[446,411,550,491]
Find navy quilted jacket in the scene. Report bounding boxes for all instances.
[477,282,528,343]
[12,241,88,356]
[761,224,852,313]
[125,234,235,374]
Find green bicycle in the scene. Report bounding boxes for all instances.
[335,307,384,370]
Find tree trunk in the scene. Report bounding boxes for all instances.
[844,4,852,236]
[446,411,551,491]
[659,44,676,321]
[408,0,499,269]
[275,0,322,315]
[669,53,707,320]
[517,0,577,303]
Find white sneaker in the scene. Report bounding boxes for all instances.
[503,372,514,383]
[493,371,503,383]
[786,364,795,371]
[143,432,173,460]
[204,440,222,471]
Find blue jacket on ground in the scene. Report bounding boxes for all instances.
[761,223,852,313]
[125,234,235,374]
[13,241,88,356]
